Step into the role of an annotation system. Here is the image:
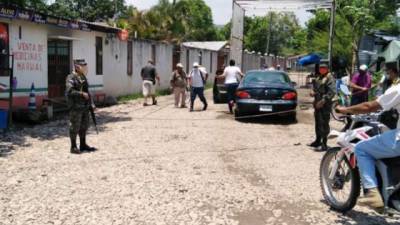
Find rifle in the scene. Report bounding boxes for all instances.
[89,93,99,134]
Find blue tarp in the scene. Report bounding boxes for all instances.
[298,54,322,66]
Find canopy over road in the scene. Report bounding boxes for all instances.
[230,0,336,69]
[235,0,333,11]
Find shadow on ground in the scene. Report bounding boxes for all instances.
[0,110,131,158]
[336,210,399,225]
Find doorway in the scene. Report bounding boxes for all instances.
[47,40,71,98]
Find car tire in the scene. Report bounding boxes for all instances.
[287,113,297,123]
[213,83,221,104]
[234,109,243,121]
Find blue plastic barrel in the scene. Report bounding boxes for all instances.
[0,109,8,129]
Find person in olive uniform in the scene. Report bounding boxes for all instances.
[308,65,336,151]
[66,59,97,154]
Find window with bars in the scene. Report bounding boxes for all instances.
[95,36,103,75]
[127,41,133,76]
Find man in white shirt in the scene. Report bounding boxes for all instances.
[188,62,208,112]
[336,80,400,212]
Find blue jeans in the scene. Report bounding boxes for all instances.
[225,83,239,103]
[355,129,400,189]
[190,87,207,106]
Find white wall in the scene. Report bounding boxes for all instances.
[0,19,48,97]
[103,39,174,97]
[0,18,107,99]
[180,46,218,82]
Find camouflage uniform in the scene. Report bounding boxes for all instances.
[312,73,336,149]
[66,72,90,152]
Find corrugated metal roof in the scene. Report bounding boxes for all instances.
[182,41,228,52]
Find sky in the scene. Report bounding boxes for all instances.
[126,0,312,26]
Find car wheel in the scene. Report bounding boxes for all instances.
[287,113,297,123]
[213,84,221,104]
[234,109,243,121]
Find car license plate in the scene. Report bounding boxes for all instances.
[259,105,272,112]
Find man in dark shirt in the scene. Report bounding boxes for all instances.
[141,60,160,106]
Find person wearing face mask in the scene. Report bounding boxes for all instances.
[308,65,336,151]
[66,59,97,154]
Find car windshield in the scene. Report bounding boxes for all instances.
[243,72,290,86]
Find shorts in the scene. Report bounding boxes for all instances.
[142,80,155,97]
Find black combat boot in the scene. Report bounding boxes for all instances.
[308,136,321,148]
[70,136,80,154]
[320,137,329,151]
[79,133,97,152]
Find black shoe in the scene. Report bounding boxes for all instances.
[203,103,208,111]
[80,144,97,152]
[189,108,194,112]
[318,144,329,152]
[70,146,81,154]
[152,100,158,105]
[307,140,321,148]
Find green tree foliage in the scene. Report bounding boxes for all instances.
[243,12,302,56]
[121,0,218,42]
[306,0,399,70]
[1,0,48,12]
[47,0,126,21]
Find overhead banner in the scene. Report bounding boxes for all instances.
[0,6,16,18]
[230,2,244,69]
[0,5,93,32]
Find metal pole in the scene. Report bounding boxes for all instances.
[266,12,273,56]
[328,0,336,72]
[8,55,13,129]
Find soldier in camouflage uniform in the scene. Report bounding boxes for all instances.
[308,65,336,151]
[66,59,97,154]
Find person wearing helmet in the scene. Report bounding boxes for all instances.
[350,64,372,105]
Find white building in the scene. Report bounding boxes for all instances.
[181,41,229,77]
[0,4,175,111]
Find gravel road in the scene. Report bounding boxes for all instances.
[0,86,399,225]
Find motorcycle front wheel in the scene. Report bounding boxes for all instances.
[320,148,360,212]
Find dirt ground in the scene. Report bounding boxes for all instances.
[0,80,399,224]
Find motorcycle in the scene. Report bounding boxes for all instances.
[320,113,400,215]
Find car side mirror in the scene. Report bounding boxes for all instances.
[291,81,297,87]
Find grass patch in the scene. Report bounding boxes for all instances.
[117,83,213,104]
[117,88,173,103]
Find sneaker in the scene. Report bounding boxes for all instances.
[358,188,384,213]
[189,108,194,112]
[152,100,158,105]
[143,103,149,107]
[203,104,208,111]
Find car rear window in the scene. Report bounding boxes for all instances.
[243,72,290,86]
